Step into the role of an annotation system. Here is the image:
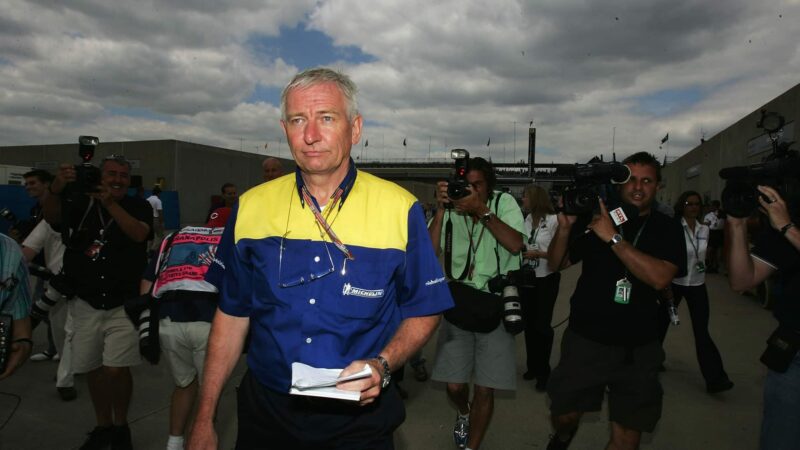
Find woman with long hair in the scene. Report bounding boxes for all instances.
[520,184,561,391]
[659,190,733,393]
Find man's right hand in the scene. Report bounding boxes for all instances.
[50,163,76,195]
[435,181,450,209]
[186,419,218,450]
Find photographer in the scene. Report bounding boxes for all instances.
[726,185,800,450]
[428,157,525,450]
[0,232,33,380]
[21,218,77,401]
[43,155,152,450]
[545,152,685,450]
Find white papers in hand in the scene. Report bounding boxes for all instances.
[289,362,372,401]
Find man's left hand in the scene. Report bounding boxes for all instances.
[587,197,617,242]
[757,185,792,231]
[337,359,383,406]
[451,187,486,217]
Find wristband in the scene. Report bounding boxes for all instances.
[12,338,33,346]
[780,222,795,235]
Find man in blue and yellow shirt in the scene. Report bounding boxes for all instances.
[188,67,452,450]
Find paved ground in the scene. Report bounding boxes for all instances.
[0,266,772,450]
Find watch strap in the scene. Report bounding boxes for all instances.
[780,222,795,235]
[375,355,391,389]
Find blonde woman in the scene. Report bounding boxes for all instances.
[521,184,561,391]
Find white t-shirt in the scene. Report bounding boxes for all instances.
[523,213,558,278]
[22,220,65,274]
[673,217,708,287]
[147,195,163,218]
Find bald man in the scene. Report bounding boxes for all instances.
[262,157,284,182]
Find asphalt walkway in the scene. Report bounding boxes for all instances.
[0,266,771,449]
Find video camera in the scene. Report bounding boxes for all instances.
[560,159,632,216]
[67,135,102,194]
[719,111,800,218]
[447,149,471,201]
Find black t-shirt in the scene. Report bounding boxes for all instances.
[61,194,153,309]
[752,228,800,331]
[567,211,687,345]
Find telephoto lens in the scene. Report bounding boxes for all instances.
[30,289,62,329]
[502,286,525,335]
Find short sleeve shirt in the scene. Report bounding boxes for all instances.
[147,195,162,218]
[0,233,31,320]
[752,228,800,330]
[438,192,526,292]
[568,211,687,345]
[215,163,453,392]
[61,195,153,308]
[523,213,558,278]
[22,220,65,275]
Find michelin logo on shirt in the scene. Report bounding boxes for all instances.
[342,283,384,299]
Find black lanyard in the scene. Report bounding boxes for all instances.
[619,216,650,278]
[683,223,700,261]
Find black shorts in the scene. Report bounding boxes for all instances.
[236,370,405,450]
[548,328,665,432]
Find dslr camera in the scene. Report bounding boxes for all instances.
[719,111,800,218]
[487,270,526,335]
[67,135,102,194]
[447,149,471,201]
[561,160,632,216]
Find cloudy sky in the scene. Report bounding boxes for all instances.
[1,0,798,165]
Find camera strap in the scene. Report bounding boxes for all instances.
[444,211,471,281]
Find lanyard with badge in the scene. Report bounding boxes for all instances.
[527,218,544,269]
[613,218,649,305]
[78,199,115,262]
[683,224,705,273]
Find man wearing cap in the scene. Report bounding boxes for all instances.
[188,67,452,450]
[44,155,152,450]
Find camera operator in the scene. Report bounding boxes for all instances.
[43,155,152,450]
[545,152,686,450]
[726,185,800,450]
[428,157,525,450]
[0,232,33,380]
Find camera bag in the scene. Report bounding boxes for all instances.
[442,194,504,333]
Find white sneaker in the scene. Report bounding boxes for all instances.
[30,350,57,362]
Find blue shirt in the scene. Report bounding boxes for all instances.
[215,161,453,392]
[0,233,31,320]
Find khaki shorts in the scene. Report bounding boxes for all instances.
[69,298,141,373]
[431,319,517,390]
[159,318,211,387]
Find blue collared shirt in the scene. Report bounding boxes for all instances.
[214,160,453,392]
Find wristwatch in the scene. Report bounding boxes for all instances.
[374,355,391,389]
[608,233,624,246]
[480,210,495,225]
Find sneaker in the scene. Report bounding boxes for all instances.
[412,361,429,382]
[30,350,57,362]
[546,432,575,450]
[111,424,133,450]
[707,378,734,394]
[58,386,78,401]
[453,411,469,449]
[79,426,113,450]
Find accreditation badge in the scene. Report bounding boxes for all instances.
[695,261,706,273]
[614,278,632,304]
[84,239,106,261]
